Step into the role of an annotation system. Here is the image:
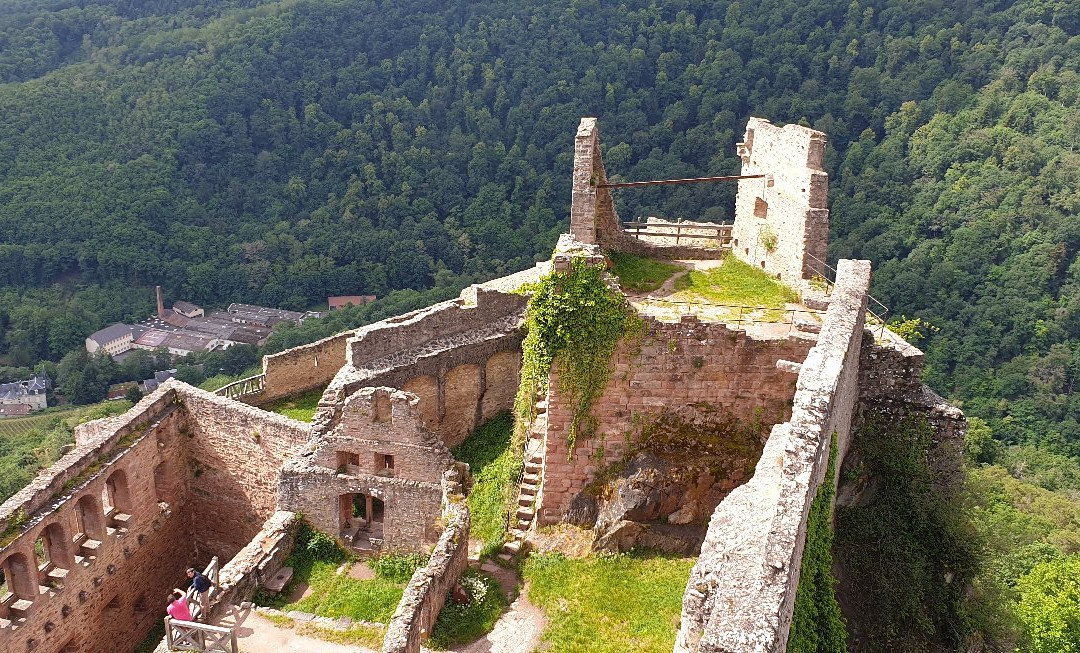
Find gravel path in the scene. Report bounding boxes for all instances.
[425,561,547,653]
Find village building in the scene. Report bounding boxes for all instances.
[0,375,50,411]
[0,404,31,418]
[84,324,134,357]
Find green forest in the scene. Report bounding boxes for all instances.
[2,0,1080,649]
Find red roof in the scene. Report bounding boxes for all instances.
[329,295,376,310]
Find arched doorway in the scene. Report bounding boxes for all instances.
[338,493,384,553]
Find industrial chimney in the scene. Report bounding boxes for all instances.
[156,286,165,319]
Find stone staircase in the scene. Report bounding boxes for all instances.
[500,401,546,560]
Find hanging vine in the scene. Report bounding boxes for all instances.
[514,256,642,454]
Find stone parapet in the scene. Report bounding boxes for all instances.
[212,511,299,613]
[675,259,871,653]
[382,464,471,653]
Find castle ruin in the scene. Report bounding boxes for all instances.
[0,117,962,653]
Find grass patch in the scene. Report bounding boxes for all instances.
[523,550,694,653]
[452,413,519,558]
[672,254,798,308]
[254,524,422,624]
[429,569,509,648]
[296,622,385,648]
[261,611,296,628]
[609,252,683,293]
[264,387,325,422]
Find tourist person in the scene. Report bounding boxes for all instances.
[187,567,212,618]
[166,589,193,622]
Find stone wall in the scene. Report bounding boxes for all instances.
[675,259,871,653]
[278,388,452,552]
[568,117,725,261]
[732,118,829,286]
[856,329,966,486]
[0,383,310,653]
[211,511,298,613]
[319,285,526,450]
[381,465,470,653]
[176,384,310,560]
[261,330,356,404]
[538,317,815,524]
[0,389,195,653]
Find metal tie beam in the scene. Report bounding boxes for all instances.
[597,174,765,189]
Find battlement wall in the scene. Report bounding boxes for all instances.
[0,388,193,653]
[676,259,871,653]
[261,330,356,404]
[732,118,829,285]
[317,285,526,450]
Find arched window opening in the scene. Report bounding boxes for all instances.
[0,552,36,601]
[103,471,133,535]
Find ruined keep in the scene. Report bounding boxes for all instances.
[0,117,963,653]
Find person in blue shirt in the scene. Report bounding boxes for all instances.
[187,567,212,619]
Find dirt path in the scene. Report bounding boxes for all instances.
[213,606,378,653]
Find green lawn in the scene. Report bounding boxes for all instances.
[264,387,325,422]
[255,528,424,624]
[523,551,694,653]
[673,254,798,308]
[451,413,520,558]
[609,252,684,293]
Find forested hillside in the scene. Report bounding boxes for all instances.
[1,0,1077,461]
[3,0,1080,649]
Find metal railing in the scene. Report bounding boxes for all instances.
[214,374,265,400]
[622,220,733,247]
[803,252,891,337]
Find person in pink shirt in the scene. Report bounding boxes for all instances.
[166,589,193,622]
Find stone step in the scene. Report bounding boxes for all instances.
[509,527,526,539]
[518,494,534,507]
[46,568,69,587]
[79,539,102,557]
[516,505,535,520]
[502,540,522,554]
[519,484,538,497]
[534,400,547,414]
[524,462,541,475]
[9,599,32,618]
[522,473,539,485]
[497,553,514,562]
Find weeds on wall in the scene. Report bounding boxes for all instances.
[788,432,847,653]
[514,256,642,453]
[834,414,979,651]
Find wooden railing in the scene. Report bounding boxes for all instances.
[165,557,229,651]
[214,374,265,400]
[164,619,237,653]
[623,220,733,246]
